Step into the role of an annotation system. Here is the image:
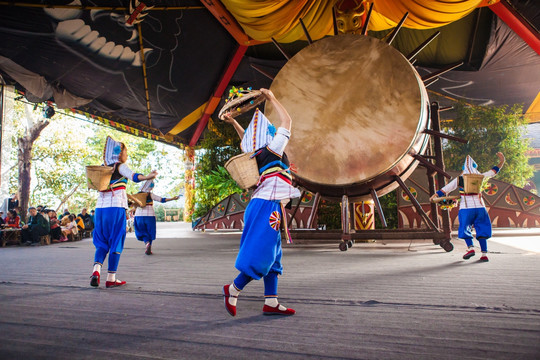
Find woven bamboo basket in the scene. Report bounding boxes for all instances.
[128,193,148,208]
[225,151,260,189]
[86,166,114,191]
[463,174,484,193]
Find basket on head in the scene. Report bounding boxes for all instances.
[225,151,260,190]
[127,192,148,208]
[218,87,265,120]
[463,174,484,193]
[86,165,114,191]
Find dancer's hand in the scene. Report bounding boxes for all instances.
[222,113,235,123]
[260,88,275,101]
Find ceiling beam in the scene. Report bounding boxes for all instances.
[189,44,248,146]
[489,0,540,55]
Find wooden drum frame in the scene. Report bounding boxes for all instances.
[265,35,430,201]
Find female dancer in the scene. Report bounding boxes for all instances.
[134,179,179,255]
[91,136,157,288]
[222,88,301,316]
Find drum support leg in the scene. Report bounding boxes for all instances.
[370,188,387,228]
[340,195,351,251]
[395,176,438,231]
[430,102,455,251]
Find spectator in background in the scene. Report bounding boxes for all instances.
[8,194,19,211]
[48,210,65,242]
[90,210,95,225]
[21,207,49,245]
[0,212,4,243]
[75,214,85,233]
[61,214,78,240]
[40,208,49,222]
[61,208,70,218]
[78,208,93,232]
[5,210,20,228]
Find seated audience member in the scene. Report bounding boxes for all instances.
[61,208,70,218]
[0,211,4,243]
[78,208,93,231]
[75,215,85,232]
[21,207,49,245]
[40,208,49,222]
[48,210,65,242]
[5,210,20,228]
[60,214,71,226]
[61,214,78,240]
[8,194,19,211]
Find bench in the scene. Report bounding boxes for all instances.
[39,234,51,246]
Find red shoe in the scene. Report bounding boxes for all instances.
[479,255,489,262]
[263,304,296,316]
[106,280,126,288]
[145,243,152,255]
[463,249,475,260]
[222,285,237,316]
[90,271,100,287]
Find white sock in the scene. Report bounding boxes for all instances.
[468,246,474,250]
[107,272,116,282]
[482,251,488,256]
[228,284,239,306]
[265,297,287,310]
[92,264,102,273]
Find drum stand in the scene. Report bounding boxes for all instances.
[290,102,467,252]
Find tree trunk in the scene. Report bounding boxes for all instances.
[17,119,49,223]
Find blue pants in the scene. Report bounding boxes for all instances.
[93,207,126,272]
[235,198,283,280]
[458,208,491,252]
[134,216,157,244]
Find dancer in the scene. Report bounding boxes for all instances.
[222,88,301,316]
[90,136,157,288]
[134,179,180,255]
[431,152,505,262]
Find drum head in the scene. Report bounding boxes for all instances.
[265,35,428,188]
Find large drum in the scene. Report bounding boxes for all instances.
[265,34,430,201]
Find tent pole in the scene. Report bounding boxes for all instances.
[137,23,152,128]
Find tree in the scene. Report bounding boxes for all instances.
[443,103,533,187]
[3,94,184,214]
[17,104,49,221]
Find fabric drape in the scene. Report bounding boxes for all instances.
[222,0,498,42]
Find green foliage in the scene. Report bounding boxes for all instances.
[2,94,184,212]
[193,119,242,219]
[443,103,533,187]
[374,191,398,229]
[317,200,341,229]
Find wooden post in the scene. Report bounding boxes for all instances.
[341,195,350,234]
[431,102,452,240]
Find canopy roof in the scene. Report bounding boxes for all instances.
[0,0,539,147]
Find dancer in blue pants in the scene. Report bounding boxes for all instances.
[222,88,301,316]
[134,179,179,255]
[90,136,157,288]
[432,152,505,262]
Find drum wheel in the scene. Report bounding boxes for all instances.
[441,241,454,253]
[339,242,348,251]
